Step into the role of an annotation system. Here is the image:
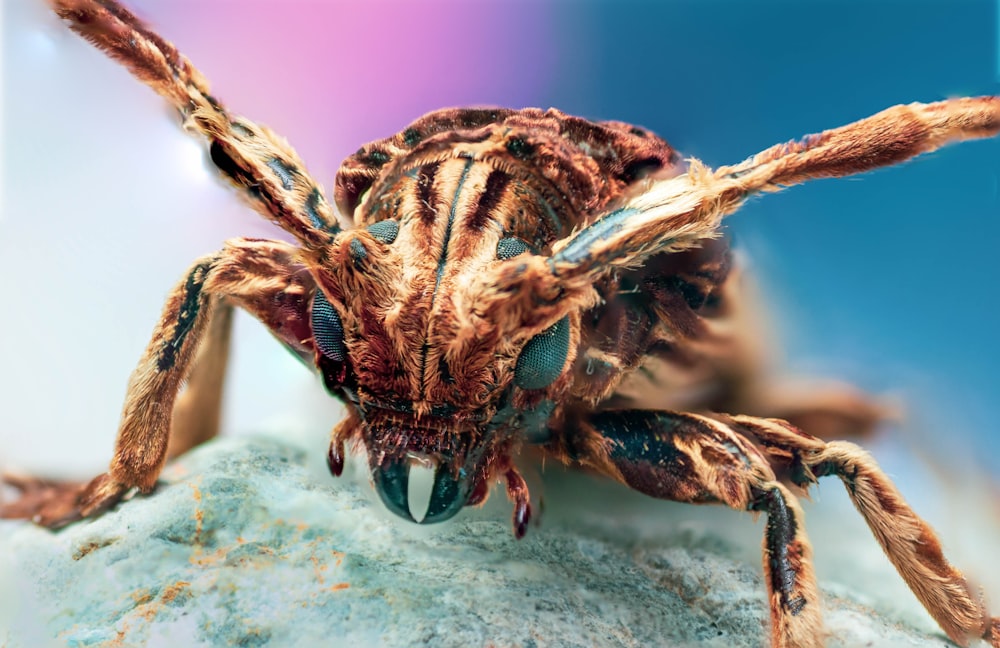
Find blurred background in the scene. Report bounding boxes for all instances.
[1,0,998,623]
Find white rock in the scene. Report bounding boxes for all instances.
[0,437,967,647]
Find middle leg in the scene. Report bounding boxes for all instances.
[601,239,887,442]
[1,238,318,528]
[166,297,233,459]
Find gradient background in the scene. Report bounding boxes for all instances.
[1,0,999,618]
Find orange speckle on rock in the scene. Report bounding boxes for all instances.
[161,581,190,604]
[310,555,327,585]
[72,537,117,561]
[131,589,153,605]
[190,547,228,567]
[109,627,128,648]
[328,582,350,592]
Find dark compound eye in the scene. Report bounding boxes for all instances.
[349,238,368,264]
[366,219,399,244]
[497,237,530,260]
[514,316,570,390]
[311,288,346,362]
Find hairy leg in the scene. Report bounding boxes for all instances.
[49,0,340,245]
[552,96,1000,282]
[727,414,999,648]
[1,238,316,528]
[482,97,1000,334]
[166,298,233,459]
[688,250,887,438]
[551,409,823,648]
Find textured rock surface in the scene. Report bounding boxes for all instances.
[0,437,972,647]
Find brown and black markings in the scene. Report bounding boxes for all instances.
[6,3,1000,647]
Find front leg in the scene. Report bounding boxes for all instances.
[548,97,1000,286]
[552,409,823,648]
[50,0,341,246]
[728,414,1000,648]
[1,238,315,529]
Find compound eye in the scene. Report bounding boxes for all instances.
[311,289,346,362]
[514,316,570,390]
[496,237,530,260]
[366,219,399,244]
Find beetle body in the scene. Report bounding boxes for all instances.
[5,3,1000,647]
[319,108,695,524]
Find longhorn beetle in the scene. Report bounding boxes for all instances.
[3,2,999,647]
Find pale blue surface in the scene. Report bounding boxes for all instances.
[0,436,958,647]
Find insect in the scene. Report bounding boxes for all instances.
[3,1,999,647]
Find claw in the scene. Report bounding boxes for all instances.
[371,455,414,522]
[327,439,345,477]
[505,467,532,539]
[422,465,468,524]
[1,472,128,530]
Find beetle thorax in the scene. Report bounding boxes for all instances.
[320,109,682,419]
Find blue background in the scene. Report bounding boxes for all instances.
[559,1,1000,473]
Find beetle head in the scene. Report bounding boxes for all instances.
[334,407,511,525]
[306,224,572,529]
[301,115,673,529]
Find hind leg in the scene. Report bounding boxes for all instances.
[602,240,887,442]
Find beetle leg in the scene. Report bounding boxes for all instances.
[752,382,889,442]
[670,249,887,440]
[552,409,823,648]
[50,0,341,245]
[547,96,1000,285]
[504,467,532,539]
[1,238,316,529]
[482,98,1000,344]
[165,298,233,459]
[728,414,1000,648]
